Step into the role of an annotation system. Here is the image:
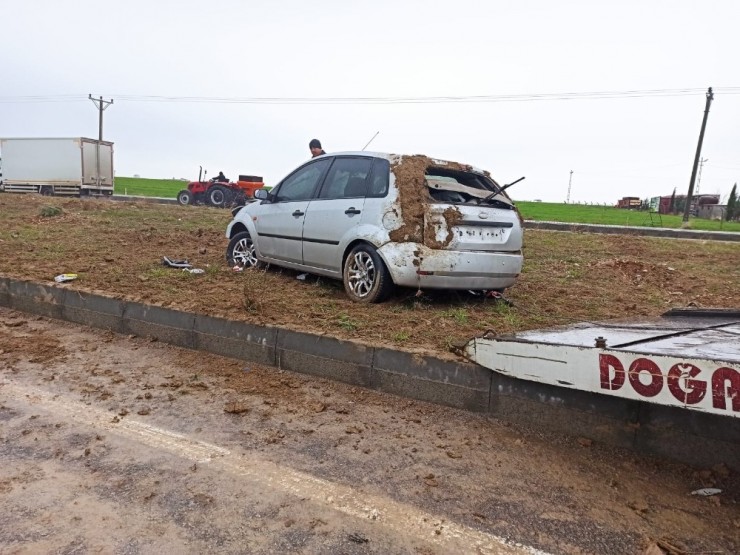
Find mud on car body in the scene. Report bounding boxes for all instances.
[225,152,523,303]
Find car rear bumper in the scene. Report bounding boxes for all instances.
[377,243,523,290]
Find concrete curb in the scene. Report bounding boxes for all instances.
[111,194,178,205]
[524,220,740,242]
[1,276,737,469]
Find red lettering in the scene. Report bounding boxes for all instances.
[712,367,740,412]
[599,354,625,390]
[628,358,663,397]
[667,363,706,405]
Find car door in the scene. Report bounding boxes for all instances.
[252,158,330,264]
[301,156,373,273]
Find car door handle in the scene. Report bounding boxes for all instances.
[292,210,305,217]
[344,207,361,215]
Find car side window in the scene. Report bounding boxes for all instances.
[317,157,373,199]
[274,159,331,202]
[367,158,390,197]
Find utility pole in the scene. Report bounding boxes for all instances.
[695,157,708,195]
[566,170,573,203]
[88,94,114,187]
[683,87,713,223]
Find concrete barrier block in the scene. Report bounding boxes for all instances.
[7,279,65,319]
[0,277,9,308]
[373,348,491,389]
[635,403,740,470]
[373,369,490,412]
[123,303,195,348]
[490,373,639,448]
[62,290,125,332]
[194,314,277,366]
[372,349,491,412]
[276,330,373,386]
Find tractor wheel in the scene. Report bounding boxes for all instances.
[208,185,232,208]
[232,190,248,207]
[226,231,262,269]
[177,190,193,205]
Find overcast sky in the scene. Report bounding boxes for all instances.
[1,0,739,203]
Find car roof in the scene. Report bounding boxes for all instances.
[317,151,391,159]
[320,152,488,176]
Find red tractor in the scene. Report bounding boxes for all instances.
[177,167,265,208]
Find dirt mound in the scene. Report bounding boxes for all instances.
[592,258,678,287]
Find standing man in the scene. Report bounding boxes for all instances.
[309,139,326,158]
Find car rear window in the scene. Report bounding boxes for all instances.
[425,167,511,207]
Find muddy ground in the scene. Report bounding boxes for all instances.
[1,195,738,358]
[1,308,738,554]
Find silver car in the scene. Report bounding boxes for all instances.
[225,152,523,303]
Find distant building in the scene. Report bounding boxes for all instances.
[650,193,718,215]
[616,196,641,209]
[697,204,726,220]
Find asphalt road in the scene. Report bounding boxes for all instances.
[1,308,737,554]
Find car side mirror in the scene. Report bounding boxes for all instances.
[254,188,270,201]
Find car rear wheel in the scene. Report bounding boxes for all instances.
[343,244,393,303]
[177,190,193,205]
[226,231,261,268]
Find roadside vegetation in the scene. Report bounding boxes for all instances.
[114,177,740,232]
[1,195,737,355]
[517,201,740,232]
[115,177,186,197]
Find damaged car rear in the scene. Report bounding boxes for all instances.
[226,152,524,303]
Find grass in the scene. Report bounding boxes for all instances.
[114,176,739,232]
[115,177,187,198]
[392,331,410,342]
[337,314,359,331]
[39,206,63,218]
[515,201,740,232]
[1,194,738,355]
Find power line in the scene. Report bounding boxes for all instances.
[2,87,740,105]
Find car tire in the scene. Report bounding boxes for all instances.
[208,185,232,208]
[226,231,262,269]
[177,190,193,205]
[343,244,393,303]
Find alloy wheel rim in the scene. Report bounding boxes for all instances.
[234,238,257,267]
[347,251,375,298]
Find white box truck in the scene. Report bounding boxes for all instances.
[0,137,114,196]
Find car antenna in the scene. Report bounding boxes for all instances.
[361,131,380,151]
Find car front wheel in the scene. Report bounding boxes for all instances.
[343,244,393,303]
[226,231,260,268]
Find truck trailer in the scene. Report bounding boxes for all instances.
[0,137,114,196]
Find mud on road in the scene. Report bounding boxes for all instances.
[1,309,738,554]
